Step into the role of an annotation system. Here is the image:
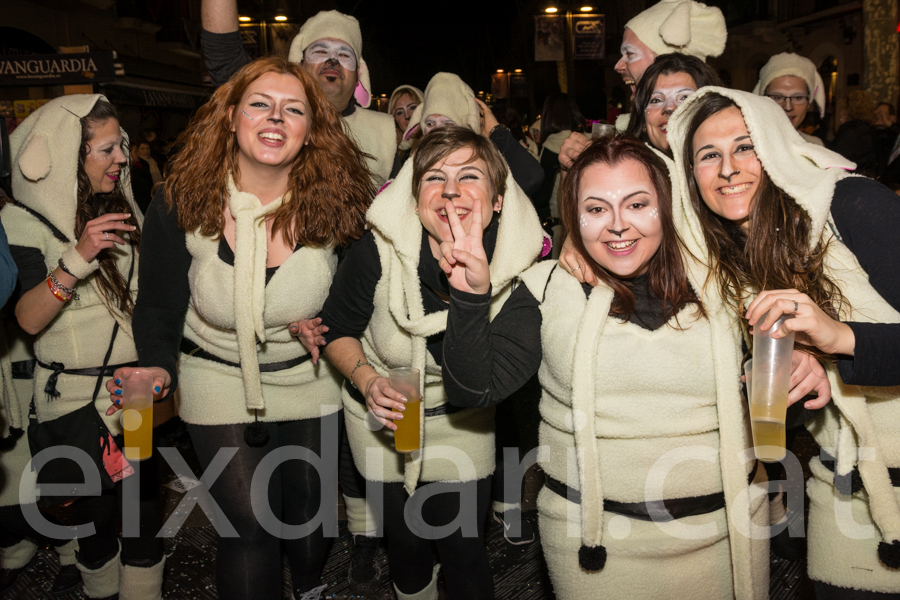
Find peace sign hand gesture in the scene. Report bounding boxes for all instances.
[437,199,491,295]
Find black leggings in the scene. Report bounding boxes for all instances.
[815,581,900,599]
[375,477,493,599]
[187,414,339,599]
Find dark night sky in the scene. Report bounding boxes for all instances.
[331,0,533,96]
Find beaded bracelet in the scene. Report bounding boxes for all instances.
[46,277,71,302]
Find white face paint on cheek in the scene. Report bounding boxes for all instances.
[649,207,659,219]
[580,214,588,229]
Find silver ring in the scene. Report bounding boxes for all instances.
[104,232,109,241]
[793,301,799,313]
[572,266,581,271]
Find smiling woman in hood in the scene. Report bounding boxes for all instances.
[314,125,544,600]
[1,94,143,599]
[669,86,900,598]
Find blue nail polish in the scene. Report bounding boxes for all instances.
[115,399,121,405]
[154,386,161,393]
[115,389,122,395]
[115,379,121,385]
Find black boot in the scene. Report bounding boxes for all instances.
[347,535,381,595]
[51,563,83,596]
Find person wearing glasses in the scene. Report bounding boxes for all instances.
[753,52,826,146]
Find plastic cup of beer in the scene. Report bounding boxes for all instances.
[389,367,421,453]
[122,370,154,461]
[591,122,616,140]
[750,311,795,462]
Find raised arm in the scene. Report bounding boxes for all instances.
[200,0,250,87]
[201,0,238,33]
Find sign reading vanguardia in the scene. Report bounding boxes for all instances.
[0,52,116,86]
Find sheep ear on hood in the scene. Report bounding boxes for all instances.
[659,1,693,47]
[403,104,424,141]
[466,93,482,134]
[17,133,52,182]
[355,58,372,108]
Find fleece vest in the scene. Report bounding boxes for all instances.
[176,229,342,426]
[520,261,769,600]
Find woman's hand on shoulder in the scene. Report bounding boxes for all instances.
[747,289,855,356]
[475,98,499,137]
[438,199,491,295]
[787,350,831,409]
[363,375,407,432]
[559,132,591,170]
[75,213,136,263]
[289,318,328,365]
[105,366,171,416]
[558,235,597,286]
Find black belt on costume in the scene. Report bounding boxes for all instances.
[820,451,900,491]
[542,474,726,522]
[180,338,311,373]
[346,382,466,417]
[11,359,36,380]
[37,359,139,399]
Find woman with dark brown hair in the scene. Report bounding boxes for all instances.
[437,133,771,599]
[106,56,374,599]
[2,95,142,599]
[669,87,900,599]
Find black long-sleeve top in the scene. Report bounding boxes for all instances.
[829,177,900,385]
[443,272,671,408]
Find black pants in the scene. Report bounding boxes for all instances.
[375,477,493,599]
[815,581,900,599]
[187,414,338,599]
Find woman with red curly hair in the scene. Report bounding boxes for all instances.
[107,57,374,599]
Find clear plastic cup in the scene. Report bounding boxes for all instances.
[750,311,795,462]
[591,122,616,139]
[389,367,421,453]
[122,370,154,461]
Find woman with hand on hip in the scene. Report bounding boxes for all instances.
[437,134,772,599]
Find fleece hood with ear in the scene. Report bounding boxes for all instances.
[666,86,855,254]
[10,94,140,240]
[403,73,480,141]
[669,86,900,579]
[349,156,545,494]
[752,53,827,119]
[626,0,727,61]
[288,10,373,108]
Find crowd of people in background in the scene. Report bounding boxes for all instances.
[0,0,899,599]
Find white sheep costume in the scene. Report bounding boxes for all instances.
[625,0,727,61]
[341,156,544,494]
[668,86,900,593]
[516,166,769,597]
[402,73,481,143]
[175,174,343,426]
[288,10,396,185]
[1,95,140,436]
[0,93,141,598]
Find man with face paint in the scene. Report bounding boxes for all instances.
[560,0,727,170]
[201,1,397,186]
